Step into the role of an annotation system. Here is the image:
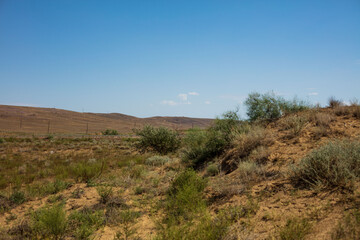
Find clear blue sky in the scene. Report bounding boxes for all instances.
[0,0,359,118]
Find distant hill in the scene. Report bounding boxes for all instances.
[0,105,213,135]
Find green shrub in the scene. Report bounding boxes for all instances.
[145,155,171,166]
[31,203,67,239]
[166,169,207,222]
[102,129,119,135]
[10,190,26,205]
[206,163,219,176]
[70,160,104,183]
[43,179,70,195]
[278,217,311,240]
[332,209,360,240]
[96,185,113,204]
[135,125,181,155]
[68,208,104,239]
[291,140,360,190]
[182,111,243,168]
[245,92,309,122]
[0,138,4,144]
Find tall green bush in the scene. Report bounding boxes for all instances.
[166,169,207,222]
[135,125,181,155]
[245,92,309,122]
[182,111,244,167]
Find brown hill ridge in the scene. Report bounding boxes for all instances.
[0,105,213,134]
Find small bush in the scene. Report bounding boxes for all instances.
[221,126,272,173]
[43,179,70,195]
[291,140,360,190]
[0,138,4,144]
[311,112,334,128]
[248,146,271,164]
[281,115,308,137]
[70,160,104,183]
[182,111,243,168]
[328,96,343,108]
[166,169,207,221]
[68,208,104,239]
[353,106,360,119]
[145,155,171,166]
[278,217,311,240]
[31,203,67,239]
[237,161,264,183]
[10,190,26,205]
[331,209,360,240]
[96,185,113,204]
[135,125,181,155]
[334,106,350,116]
[206,163,219,176]
[102,129,119,135]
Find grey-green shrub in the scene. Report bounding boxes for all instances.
[135,125,181,155]
[291,140,360,190]
[145,155,171,166]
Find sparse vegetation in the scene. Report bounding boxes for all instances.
[1,95,360,239]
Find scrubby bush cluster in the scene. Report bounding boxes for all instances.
[135,125,181,155]
[291,140,360,190]
[182,111,243,168]
[102,129,119,135]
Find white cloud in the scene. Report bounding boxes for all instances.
[161,100,177,106]
[308,92,318,96]
[220,95,245,104]
[178,93,188,101]
[188,92,199,96]
[204,101,211,104]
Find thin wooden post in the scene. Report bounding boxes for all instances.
[20,116,22,129]
[47,120,50,134]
